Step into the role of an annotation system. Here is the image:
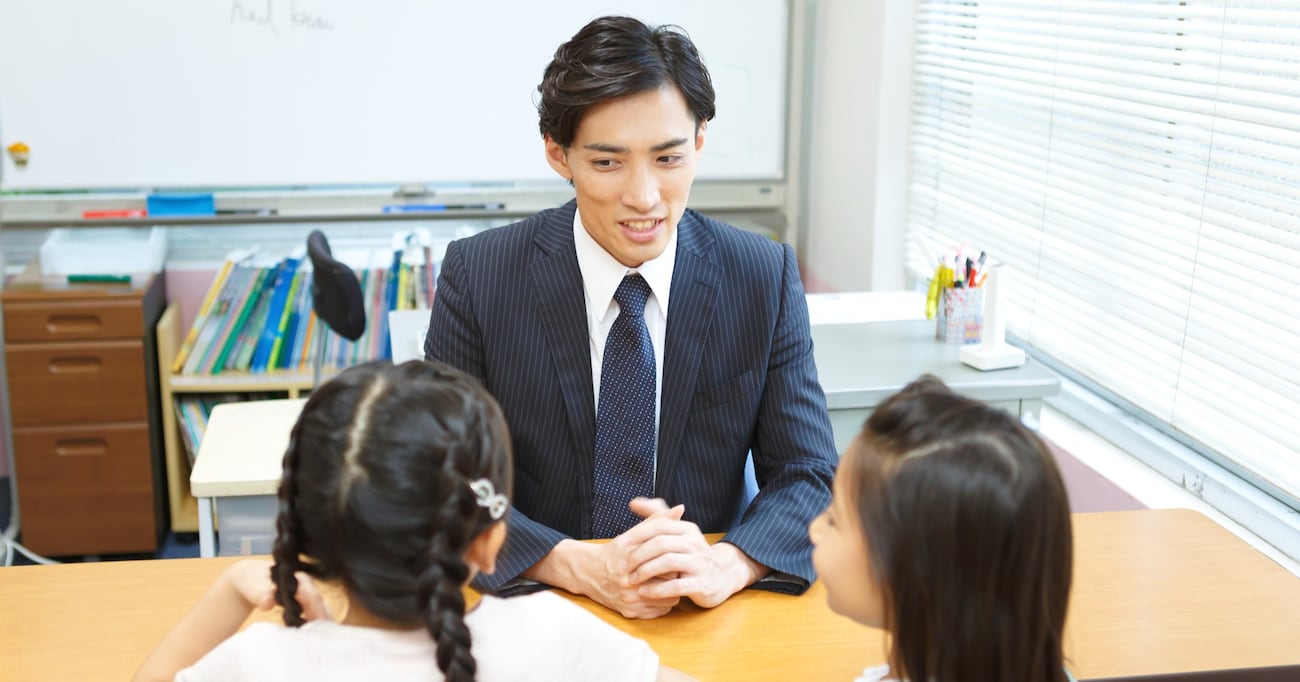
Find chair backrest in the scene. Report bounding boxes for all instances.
[306,230,366,342]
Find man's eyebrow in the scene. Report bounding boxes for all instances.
[651,137,690,153]
[582,142,628,153]
[580,138,690,154]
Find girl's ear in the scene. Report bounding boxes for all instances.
[465,521,507,575]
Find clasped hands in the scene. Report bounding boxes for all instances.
[549,498,766,619]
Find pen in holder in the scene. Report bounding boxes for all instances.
[936,287,984,345]
[960,263,1026,370]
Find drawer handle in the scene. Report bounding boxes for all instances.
[45,314,102,333]
[48,357,103,374]
[55,439,108,457]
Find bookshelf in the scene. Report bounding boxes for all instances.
[156,302,332,532]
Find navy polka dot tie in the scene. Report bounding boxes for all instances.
[592,274,656,538]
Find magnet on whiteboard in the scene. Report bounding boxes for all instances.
[6,142,30,168]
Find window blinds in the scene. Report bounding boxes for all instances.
[906,0,1300,503]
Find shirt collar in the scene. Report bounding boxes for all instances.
[573,207,676,325]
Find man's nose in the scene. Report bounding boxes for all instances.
[622,164,661,211]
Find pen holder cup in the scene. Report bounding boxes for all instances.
[936,288,984,345]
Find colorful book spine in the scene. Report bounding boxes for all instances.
[397,262,412,311]
[228,284,274,372]
[207,267,271,374]
[423,244,436,307]
[250,256,300,372]
[268,271,304,370]
[288,280,314,370]
[172,258,234,373]
[182,264,250,375]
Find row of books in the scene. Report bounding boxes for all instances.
[171,239,440,376]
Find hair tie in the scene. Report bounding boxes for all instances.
[469,479,508,520]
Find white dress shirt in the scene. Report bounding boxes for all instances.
[572,208,676,469]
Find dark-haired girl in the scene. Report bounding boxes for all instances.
[809,375,1077,682]
[136,360,692,681]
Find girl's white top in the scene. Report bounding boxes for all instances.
[176,591,658,681]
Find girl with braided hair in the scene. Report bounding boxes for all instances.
[136,360,691,681]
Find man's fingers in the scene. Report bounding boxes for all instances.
[638,575,695,601]
[629,497,673,519]
[618,580,681,615]
[618,508,693,549]
[629,553,691,584]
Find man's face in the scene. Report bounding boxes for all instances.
[545,85,704,268]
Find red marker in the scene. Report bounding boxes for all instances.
[83,208,147,219]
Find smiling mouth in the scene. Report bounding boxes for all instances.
[622,219,661,231]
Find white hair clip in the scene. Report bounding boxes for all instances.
[469,478,508,520]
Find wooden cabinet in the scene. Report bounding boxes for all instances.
[2,268,166,556]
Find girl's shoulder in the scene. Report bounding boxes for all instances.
[178,621,436,681]
[471,590,588,623]
[469,591,659,682]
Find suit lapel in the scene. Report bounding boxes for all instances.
[657,212,720,491]
[528,202,597,501]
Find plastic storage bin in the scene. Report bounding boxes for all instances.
[39,227,166,276]
[215,494,277,557]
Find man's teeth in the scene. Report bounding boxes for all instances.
[624,220,657,229]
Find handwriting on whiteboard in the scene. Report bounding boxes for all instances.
[230,0,334,33]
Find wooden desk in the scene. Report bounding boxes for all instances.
[2,510,1297,681]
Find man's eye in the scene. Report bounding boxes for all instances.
[593,159,617,169]
[659,155,683,164]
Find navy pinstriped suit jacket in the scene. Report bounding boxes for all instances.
[425,200,837,593]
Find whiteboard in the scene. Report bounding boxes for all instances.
[0,0,787,191]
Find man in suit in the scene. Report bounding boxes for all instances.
[425,15,837,618]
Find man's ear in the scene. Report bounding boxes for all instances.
[695,120,706,154]
[544,135,572,181]
[465,521,507,576]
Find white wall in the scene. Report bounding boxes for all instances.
[797,0,915,292]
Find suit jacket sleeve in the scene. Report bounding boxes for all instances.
[720,242,837,590]
[425,239,569,592]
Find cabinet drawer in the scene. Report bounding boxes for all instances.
[4,299,144,342]
[6,340,147,427]
[11,422,157,556]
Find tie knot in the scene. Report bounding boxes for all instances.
[613,274,652,318]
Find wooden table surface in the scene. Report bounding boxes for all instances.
[1,509,1297,681]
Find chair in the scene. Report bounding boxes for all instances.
[306,230,366,387]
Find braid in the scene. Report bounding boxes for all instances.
[266,359,511,676]
[271,419,308,626]
[420,474,476,681]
